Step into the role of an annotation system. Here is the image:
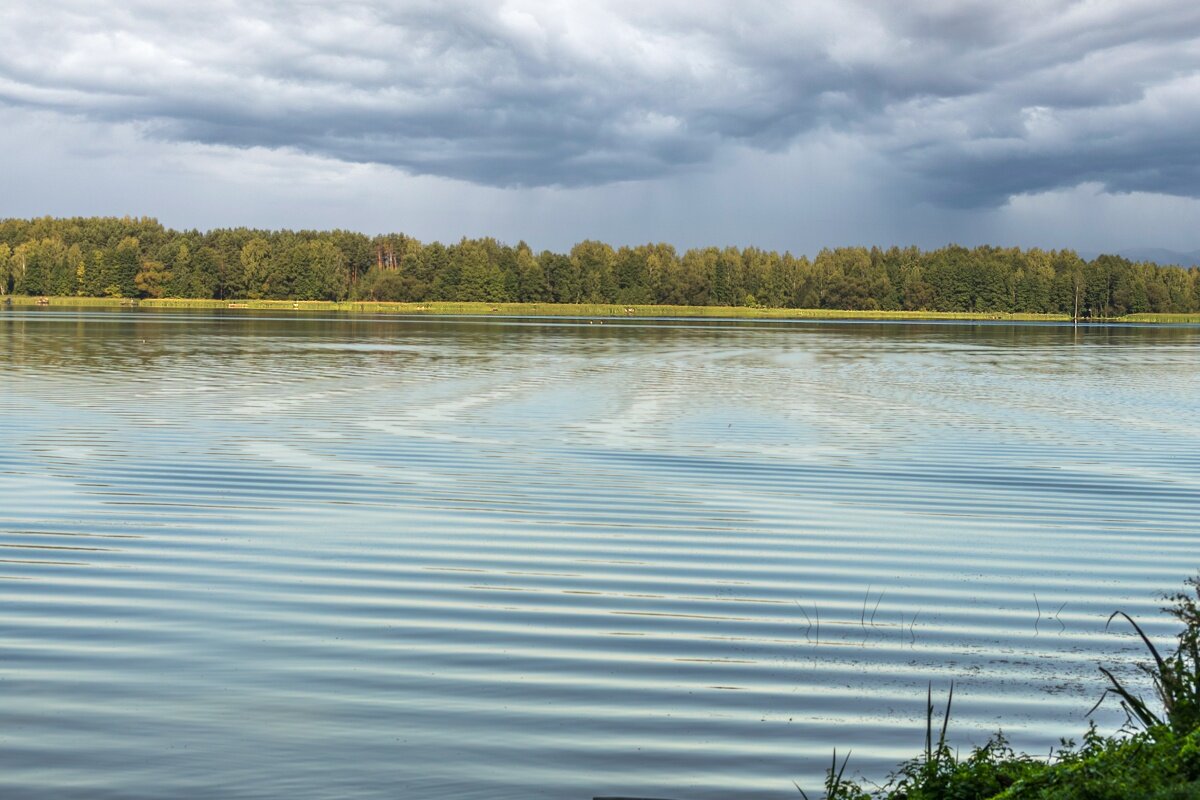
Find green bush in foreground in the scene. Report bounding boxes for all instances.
[800,576,1200,800]
[993,725,1200,800]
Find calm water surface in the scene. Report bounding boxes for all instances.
[2,309,1199,799]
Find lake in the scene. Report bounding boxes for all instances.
[2,309,1198,799]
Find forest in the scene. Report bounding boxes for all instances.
[2,216,1199,316]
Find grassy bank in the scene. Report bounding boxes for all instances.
[0,294,1092,322]
[8,294,1200,323]
[1118,313,1200,324]
[803,576,1200,799]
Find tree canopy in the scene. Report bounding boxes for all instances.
[2,216,1198,316]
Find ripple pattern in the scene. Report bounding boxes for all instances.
[2,310,1199,799]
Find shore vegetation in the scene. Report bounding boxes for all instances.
[800,575,1200,799]
[3,217,1200,319]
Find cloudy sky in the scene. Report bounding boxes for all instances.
[2,0,1198,253]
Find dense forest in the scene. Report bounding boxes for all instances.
[2,216,1199,316]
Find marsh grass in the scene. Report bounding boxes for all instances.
[1,295,1076,321]
[796,750,868,800]
[1120,313,1200,324]
[10,295,1200,323]
[797,575,1200,799]
[1090,576,1200,735]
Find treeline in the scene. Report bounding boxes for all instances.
[3,216,1199,316]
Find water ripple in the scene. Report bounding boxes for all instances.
[1,309,1198,799]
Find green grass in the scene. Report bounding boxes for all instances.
[800,575,1200,799]
[8,294,1200,323]
[1118,313,1200,324]
[0,294,1081,321]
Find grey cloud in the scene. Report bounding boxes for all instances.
[1,0,1198,204]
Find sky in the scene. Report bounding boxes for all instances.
[1,0,1199,254]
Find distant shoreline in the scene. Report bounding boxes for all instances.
[5,295,1200,324]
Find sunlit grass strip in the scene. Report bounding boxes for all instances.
[16,296,1199,323]
[1118,313,1200,324]
[2,295,1075,322]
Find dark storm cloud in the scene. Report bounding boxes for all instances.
[2,1,1198,204]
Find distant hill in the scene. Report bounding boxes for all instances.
[1082,248,1200,267]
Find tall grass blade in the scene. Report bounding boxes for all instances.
[938,681,954,754]
[925,683,933,762]
[1106,611,1167,676]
